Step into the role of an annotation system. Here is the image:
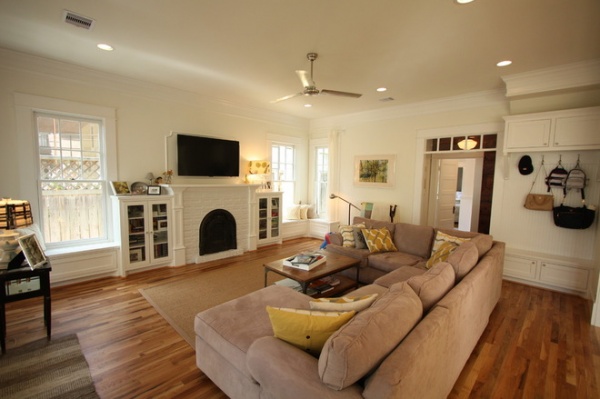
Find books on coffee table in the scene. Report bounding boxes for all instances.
[283,252,326,271]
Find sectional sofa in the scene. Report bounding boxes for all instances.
[194,217,505,398]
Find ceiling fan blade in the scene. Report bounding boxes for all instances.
[296,70,314,88]
[320,89,362,98]
[270,92,303,103]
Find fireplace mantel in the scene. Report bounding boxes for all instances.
[168,184,261,265]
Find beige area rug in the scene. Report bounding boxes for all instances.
[140,262,284,348]
[0,334,99,399]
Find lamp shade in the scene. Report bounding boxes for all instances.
[0,199,33,229]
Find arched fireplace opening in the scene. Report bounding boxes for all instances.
[199,209,237,255]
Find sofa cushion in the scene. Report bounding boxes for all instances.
[392,223,435,259]
[361,227,398,253]
[318,281,423,390]
[446,241,480,280]
[374,265,427,287]
[407,262,455,312]
[339,223,366,247]
[353,216,396,235]
[309,294,378,312]
[266,306,356,355]
[368,252,423,273]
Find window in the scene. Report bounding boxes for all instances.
[314,146,329,217]
[271,143,295,212]
[35,113,107,245]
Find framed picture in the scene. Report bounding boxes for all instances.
[354,155,396,188]
[148,185,161,195]
[129,248,143,263]
[17,233,48,269]
[110,181,130,195]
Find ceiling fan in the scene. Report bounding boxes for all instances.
[271,53,362,103]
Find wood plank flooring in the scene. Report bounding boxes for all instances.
[3,238,600,398]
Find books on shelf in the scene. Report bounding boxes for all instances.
[283,252,326,271]
[308,276,341,294]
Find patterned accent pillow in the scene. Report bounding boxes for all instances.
[430,231,470,256]
[309,294,378,312]
[339,223,365,247]
[266,306,355,355]
[353,227,367,249]
[361,227,398,253]
[426,241,458,269]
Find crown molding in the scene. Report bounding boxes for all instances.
[502,59,600,98]
[0,47,308,130]
[309,89,506,132]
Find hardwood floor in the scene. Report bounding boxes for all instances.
[3,238,600,398]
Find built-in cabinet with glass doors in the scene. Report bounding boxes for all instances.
[257,191,282,246]
[112,195,173,276]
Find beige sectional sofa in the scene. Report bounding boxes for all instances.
[194,217,505,398]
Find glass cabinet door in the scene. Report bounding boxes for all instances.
[127,204,146,264]
[258,198,268,239]
[270,197,280,238]
[152,203,169,260]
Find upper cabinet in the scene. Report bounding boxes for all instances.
[503,106,600,153]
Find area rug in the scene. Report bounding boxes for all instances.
[0,334,99,399]
[140,261,284,348]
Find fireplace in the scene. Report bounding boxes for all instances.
[199,209,237,255]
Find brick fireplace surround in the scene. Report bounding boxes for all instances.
[169,184,260,265]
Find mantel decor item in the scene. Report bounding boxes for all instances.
[130,181,149,195]
[0,198,34,268]
[148,185,161,195]
[110,181,130,195]
[354,155,396,187]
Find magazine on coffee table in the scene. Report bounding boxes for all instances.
[283,252,326,271]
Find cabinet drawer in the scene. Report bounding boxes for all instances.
[503,256,538,280]
[539,262,589,292]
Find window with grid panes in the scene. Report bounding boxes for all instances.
[36,113,107,244]
[271,143,295,213]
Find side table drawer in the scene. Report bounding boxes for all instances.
[5,277,41,295]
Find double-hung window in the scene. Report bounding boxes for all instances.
[271,143,295,212]
[35,113,108,245]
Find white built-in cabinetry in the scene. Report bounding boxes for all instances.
[112,194,173,276]
[503,106,600,153]
[257,191,282,246]
[503,249,593,295]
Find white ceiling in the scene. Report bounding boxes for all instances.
[1,0,599,119]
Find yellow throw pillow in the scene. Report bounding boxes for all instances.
[339,223,365,247]
[266,306,355,355]
[430,231,470,255]
[361,227,398,253]
[426,241,458,268]
[309,294,378,312]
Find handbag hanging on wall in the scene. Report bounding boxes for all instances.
[553,159,595,229]
[524,157,553,211]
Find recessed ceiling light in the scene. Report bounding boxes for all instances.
[496,60,512,67]
[377,87,387,92]
[304,104,312,108]
[97,43,114,51]
[455,0,475,4]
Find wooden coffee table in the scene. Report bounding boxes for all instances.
[263,251,360,297]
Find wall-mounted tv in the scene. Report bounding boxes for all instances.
[177,134,240,177]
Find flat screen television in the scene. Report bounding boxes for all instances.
[177,134,240,177]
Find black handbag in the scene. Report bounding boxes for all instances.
[552,205,595,229]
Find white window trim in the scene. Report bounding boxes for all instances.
[309,137,328,218]
[14,93,118,251]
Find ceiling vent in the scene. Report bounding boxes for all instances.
[379,97,395,102]
[63,10,95,30]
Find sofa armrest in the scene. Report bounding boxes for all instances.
[247,336,363,399]
[328,232,343,246]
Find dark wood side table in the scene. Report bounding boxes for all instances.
[0,262,52,353]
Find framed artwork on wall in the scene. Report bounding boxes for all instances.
[354,155,396,188]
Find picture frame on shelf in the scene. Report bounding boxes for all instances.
[354,154,396,188]
[17,233,47,269]
[110,181,130,195]
[129,248,143,263]
[148,185,161,195]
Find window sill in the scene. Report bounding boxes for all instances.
[46,242,120,258]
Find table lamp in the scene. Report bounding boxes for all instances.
[0,198,34,268]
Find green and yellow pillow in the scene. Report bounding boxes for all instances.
[427,231,470,268]
[309,294,378,312]
[361,227,398,253]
